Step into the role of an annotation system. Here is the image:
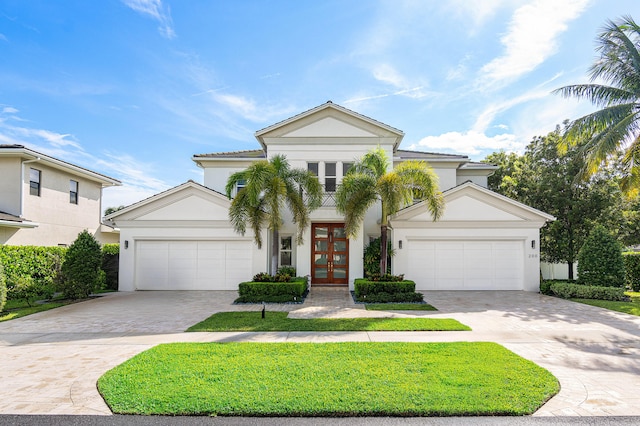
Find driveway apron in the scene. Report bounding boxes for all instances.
[0,290,639,416]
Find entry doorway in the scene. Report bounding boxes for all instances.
[311,223,349,285]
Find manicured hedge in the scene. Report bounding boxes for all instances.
[102,244,119,291]
[236,277,309,303]
[549,282,626,301]
[623,252,640,292]
[0,245,66,286]
[353,278,423,303]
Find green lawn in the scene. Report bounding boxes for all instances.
[0,299,68,322]
[186,311,468,332]
[98,342,559,416]
[365,303,437,311]
[572,291,640,316]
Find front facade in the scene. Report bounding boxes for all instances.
[109,102,553,292]
[0,145,121,246]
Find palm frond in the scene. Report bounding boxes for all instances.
[335,173,378,237]
[358,146,390,179]
[552,84,636,107]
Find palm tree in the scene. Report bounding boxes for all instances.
[225,154,322,274]
[335,147,444,275]
[554,16,640,193]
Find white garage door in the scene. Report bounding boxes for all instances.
[135,240,252,290]
[406,240,524,290]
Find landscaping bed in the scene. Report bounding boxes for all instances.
[186,311,468,332]
[353,276,425,303]
[235,274,308,304]
[98,342,559,416]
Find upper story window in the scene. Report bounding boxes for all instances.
[70,180,78,204]
[236,179,246,193]
[29,168,41,196]
[307,162,318,176]
[342,162,353,178]
[325,162,336,192]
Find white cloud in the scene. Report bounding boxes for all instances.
[121,0,176,39]
[480,0,589,85]
[409,130,521,157]
[2,106,19,114]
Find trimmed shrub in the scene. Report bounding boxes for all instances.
[102,244,119,291]
[353,278,423,303]
[363,237,394,276]
[623,252,640,291]
[6,275,55,307]
[236,277,308,303]
[577,225,625,287]
[276,266,296,277]
[549,281,626,301]
[60,230,103,299]
[354,279,416,297]
[0,260,6,313]
[540,280,553,295]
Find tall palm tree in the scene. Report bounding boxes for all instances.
[336,147,444,275]
[554,16,640,193]
[225,154,322,274]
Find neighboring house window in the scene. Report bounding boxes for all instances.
[280,235,292,267]
[70,180,78,204]
[29,168,41,196]
[307,162,318,176]
[325,162,336,192]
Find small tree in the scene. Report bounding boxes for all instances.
[0,260,6,313]
[577,225,626,287]
[60,230,103,299]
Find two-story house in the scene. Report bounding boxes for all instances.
[0,145,121,246]
[107,102,554,292]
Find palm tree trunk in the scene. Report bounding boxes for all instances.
[271,229,279,275]
[380,224,388,275]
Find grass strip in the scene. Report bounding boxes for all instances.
[0,302,67,322]
[365,303,437,311]
[572,298,640,316]
[186,311,468,332]
[98,342,559,416]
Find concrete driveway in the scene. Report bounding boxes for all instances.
[0,290,639,416]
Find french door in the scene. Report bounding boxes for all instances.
[311,223,349,285]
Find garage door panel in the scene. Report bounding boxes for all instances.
[406,239,524,290]
[135,240,253,290]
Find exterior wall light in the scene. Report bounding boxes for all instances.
[125,240,129,249]
[531,240,535,249]
[398,240,403,249]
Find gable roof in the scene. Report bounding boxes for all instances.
[104,180,230,222]
[192,149,266,161]
[0,144,121,186]
[254,101,405,150]
[391,181,555,225]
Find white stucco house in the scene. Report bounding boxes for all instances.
[0,144,121,246]
[107,102,554,292]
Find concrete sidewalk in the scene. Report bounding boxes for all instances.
[0,289,639,416]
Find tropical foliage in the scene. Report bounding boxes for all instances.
[577,225,626,288]
[225,154,322,274]
[554,16,640,193]
[336,147,443,275]
[60,230,103,299]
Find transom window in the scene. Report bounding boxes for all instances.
[70,180,78,204]
[29,168,41,196]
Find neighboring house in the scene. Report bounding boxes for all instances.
[0,145,121,246]
[107,102,554,292]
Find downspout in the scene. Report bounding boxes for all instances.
[20,157,41,217]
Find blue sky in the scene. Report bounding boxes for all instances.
[0,0,637,210]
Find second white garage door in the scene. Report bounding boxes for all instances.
[406,240,524,290]
[135,240,252,290]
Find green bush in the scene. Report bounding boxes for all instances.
[6,275,55,307]
[0,261,6,313]
[549,282,626,301]
[237,276,309,303]
[251,271,295,283]
[623,252,640,291]
[0,246,66,290]
[356,292,424,303]
[276,266,296,277]
[577,225,625,287]
[539,280,553,295]
[60,230,103,299]
[363,237,394,276]
[354,279,416,297]
[102,244,119,291]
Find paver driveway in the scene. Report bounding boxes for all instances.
[0,290,639,416]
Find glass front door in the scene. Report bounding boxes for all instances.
[311,223,349,285]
